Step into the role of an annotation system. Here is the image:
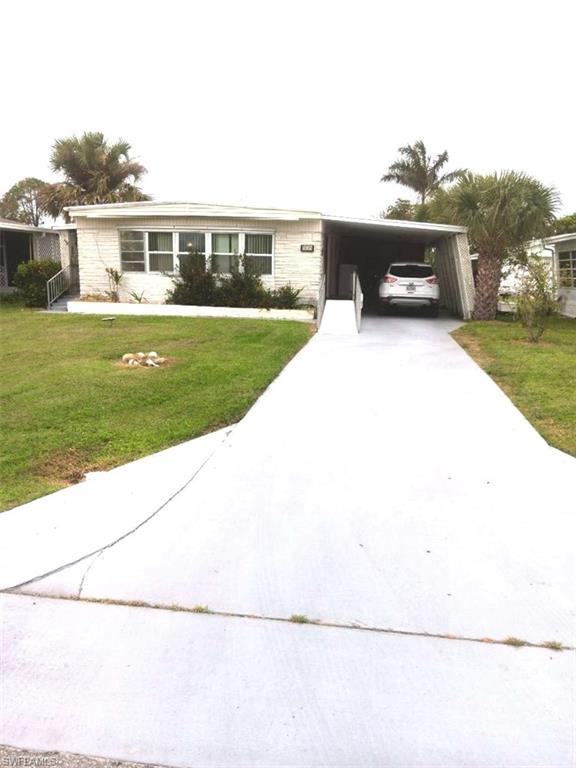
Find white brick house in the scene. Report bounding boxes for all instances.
[65,201,473,317]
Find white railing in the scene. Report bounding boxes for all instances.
[316,273,326,327]
[47,265,70,309]
[352,271,363,331]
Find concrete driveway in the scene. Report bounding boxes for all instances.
[1,315,575,767]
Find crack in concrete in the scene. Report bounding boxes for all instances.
[8,590,572,653]
[5,429,234,593]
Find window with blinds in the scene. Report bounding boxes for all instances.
[118,230,274,276]
[245,233,273,275]
[212,233,239,274]
[148,232,174,272]
[558,251,576,288]
[178,232,206,272]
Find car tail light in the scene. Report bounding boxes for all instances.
[425,276,439,285]
[383,275,398,284]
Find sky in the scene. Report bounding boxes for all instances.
[1,0,574,218]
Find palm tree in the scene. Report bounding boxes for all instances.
[42,132,150,219]
[381,140,466,205]
[439,172,560,320]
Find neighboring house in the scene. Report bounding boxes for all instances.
[64,201,475,318]
[472,233,576,318]
[543,233,576,318]
[0,219,62,292]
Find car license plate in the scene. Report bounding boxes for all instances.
[407,283,416,293]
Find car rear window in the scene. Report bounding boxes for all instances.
[389,264,434,278]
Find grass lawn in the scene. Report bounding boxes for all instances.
[0,305,312,511]
[452,316,576,457]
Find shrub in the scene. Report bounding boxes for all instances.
[216,263,270,308]
[167,252,303,309]
[105,267,123,302]
[268,284,303,309]
[514,256,557,342]
[166,252,218,306]
[13,259,61,307]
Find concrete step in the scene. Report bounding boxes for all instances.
[49,294,80,312]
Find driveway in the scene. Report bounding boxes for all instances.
[1,316,575,767]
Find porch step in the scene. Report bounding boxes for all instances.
[49,293,80,312]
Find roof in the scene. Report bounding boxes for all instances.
[321,213,466,242]
[545,232,576,244]
[0,218,58,234]
[64,201,322,221]
[64,201,467,241]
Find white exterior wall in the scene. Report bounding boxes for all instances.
[75,216,323,305]
[555,237,576,318]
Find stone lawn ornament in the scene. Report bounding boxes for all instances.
[121,351,167,367]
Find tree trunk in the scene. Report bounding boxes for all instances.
[473,251,502,320]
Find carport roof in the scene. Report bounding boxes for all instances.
[322,214,467,244]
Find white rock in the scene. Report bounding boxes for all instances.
[148,351,158,359]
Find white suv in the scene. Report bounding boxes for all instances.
[378,262,440,317]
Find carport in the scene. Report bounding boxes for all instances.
[321,216,474,320]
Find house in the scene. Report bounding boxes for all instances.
[472,233,576,318]
[63,201,474,319]
[0,219,63,292]
[541,233,576,318]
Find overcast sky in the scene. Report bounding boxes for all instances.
[2,0,574,218]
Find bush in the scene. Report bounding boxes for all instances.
[268,284,303,309]
[166,254,218,306]
[514,256,557,342]
[216,267,270,308]
[166,252,303,310]
[13,259,61,307]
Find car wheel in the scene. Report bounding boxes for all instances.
[429,304,439,318]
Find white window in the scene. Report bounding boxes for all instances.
[147,232,174,272]
[178,232,206,272]
[120,231,145,272]
[245,233,273,275]
[558,250,576,288]
[118,230,274,276]
[212,233,239,274]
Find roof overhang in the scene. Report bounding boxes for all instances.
[65,201,323,222]
[62,201,468,245]
[544,232,576,245]
[0,219,58,234]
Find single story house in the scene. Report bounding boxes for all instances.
[0,219,63,291]
[535,233,576,317]
[64,201,475,318]
[472,233,576,318]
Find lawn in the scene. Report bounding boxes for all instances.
[0,305,312,511]
[452,316,576,457]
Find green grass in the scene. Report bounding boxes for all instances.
[453,316,576,456]
[0,306,311,511]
